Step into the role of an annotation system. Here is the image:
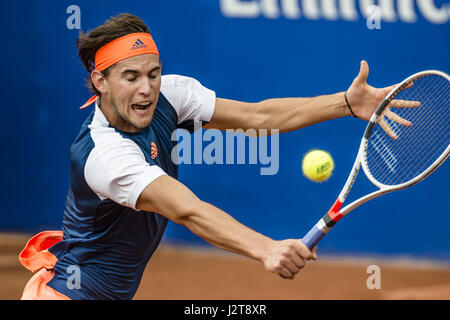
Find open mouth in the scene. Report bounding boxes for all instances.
[131,102,152,111]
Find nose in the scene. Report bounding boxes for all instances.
[139,77,152,96]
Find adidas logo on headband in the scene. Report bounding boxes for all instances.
[131,39,148,50]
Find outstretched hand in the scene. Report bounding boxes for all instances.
[346,60,420,139]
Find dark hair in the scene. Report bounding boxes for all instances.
[76,13,151,95]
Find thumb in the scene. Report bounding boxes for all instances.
[356,60,369,84]
[312,246,318,260]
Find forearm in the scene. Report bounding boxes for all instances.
[137,175,271,261]
[256,91,350,133]
[137,175,315,279]
[179,201,271,262]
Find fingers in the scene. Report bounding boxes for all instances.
[383,81,414,95]
[275,256,302,280]
[295,240,314,261]
[278,268,295,280]
[279,240,316,279]
[385,110,412,127]
[265,239,319,280]
[378,118,398,140]
[356,60,369,84]
[279,260,302,280]
[278,243,306,279]
[378,103,417,139]
[388,99,421,109]
[289,250,306,269]
[405,81,414,90]
[382,82,402,94]
[312,246,318,261]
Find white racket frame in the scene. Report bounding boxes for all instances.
[339,70,450,216]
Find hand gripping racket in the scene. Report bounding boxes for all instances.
[302,70,450,250]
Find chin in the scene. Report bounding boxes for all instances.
[132,116,154,130]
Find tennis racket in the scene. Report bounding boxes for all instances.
[302,70,450,250]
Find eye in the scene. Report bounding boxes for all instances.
[149,68,161,79]
[126,76,137,82]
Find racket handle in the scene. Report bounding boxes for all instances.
[301,225,326,251]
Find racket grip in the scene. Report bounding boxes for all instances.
[301,225,326,251]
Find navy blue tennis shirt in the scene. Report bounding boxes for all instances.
[46,75,216,299]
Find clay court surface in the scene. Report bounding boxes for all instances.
[1,232,449,300]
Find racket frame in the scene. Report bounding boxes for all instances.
[301,70,450,250]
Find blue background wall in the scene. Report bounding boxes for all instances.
[1,0,449,260]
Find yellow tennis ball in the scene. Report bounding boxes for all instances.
[302,149,334,182]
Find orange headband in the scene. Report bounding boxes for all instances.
[80,32,159,109]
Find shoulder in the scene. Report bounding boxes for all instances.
[160,74,216,123]
[160,74,204,103]
[83,106,151,183]
[161,74,199,89]
[87,105,145,157]
[84,128,165,209]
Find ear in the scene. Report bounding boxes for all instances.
[91,70,108,94]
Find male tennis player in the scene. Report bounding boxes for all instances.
[19,13,411,300]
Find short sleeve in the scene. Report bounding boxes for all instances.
[160,74,216,124]
[84,130,166,210]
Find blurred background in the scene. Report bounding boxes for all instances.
[0,0,449,264]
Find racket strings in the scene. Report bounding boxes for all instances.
[367,81,440,180]
[385,78,448,171]
[372,77,449,184]
[366,74,449,186]
[369,78,448,184]
[397,78,448,161]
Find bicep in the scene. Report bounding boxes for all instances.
[136,174,201,224]
[203,98,263,131]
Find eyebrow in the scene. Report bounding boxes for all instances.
[121,66,161,75]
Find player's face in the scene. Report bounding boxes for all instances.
[102,54,161,132]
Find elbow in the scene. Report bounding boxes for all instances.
[252,101,271,131]
[172,198,205,227]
